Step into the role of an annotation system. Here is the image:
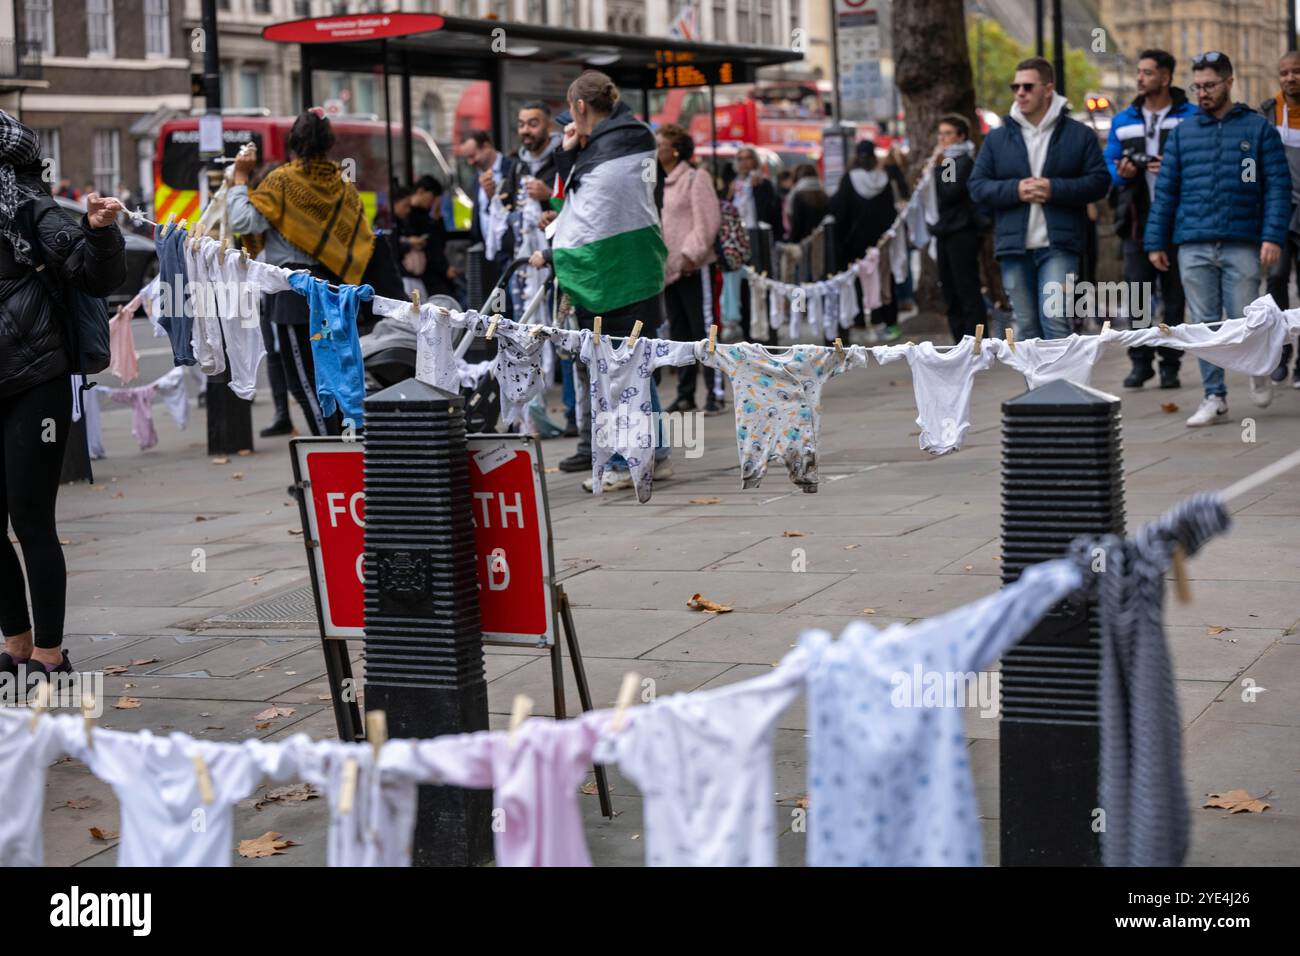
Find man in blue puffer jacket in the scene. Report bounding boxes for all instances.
[969,57,1111,339]
[1144,52,1290,427]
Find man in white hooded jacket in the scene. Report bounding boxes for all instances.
[969,57,1111,339]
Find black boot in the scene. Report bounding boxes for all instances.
[1123,364,1155,389]
[1159,365,1181,389]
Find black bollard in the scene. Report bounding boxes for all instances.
[362,377,493,867]
[998,379,1124,866]
[205,379,254,455]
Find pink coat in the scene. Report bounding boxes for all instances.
[661,162,721,287]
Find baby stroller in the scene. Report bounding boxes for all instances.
[360,256,553,434]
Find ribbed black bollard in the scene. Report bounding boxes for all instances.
[999,379,1124,866]
[362,377,493,867]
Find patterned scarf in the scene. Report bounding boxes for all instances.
[241,158,374,285]
[0,110,43,265]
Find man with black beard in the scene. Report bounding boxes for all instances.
[493,101,563,318]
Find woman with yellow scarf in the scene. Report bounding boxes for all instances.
[229,110,375,436]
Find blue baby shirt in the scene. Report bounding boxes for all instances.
[288,273,373,426]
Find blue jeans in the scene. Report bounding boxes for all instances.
[561,358,575,418]
[999,248,1080,340]
[1177,242,1261,398]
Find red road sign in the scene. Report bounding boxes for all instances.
[291,436,556,645]
[263,13,444,44]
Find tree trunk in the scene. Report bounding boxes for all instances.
[891,0,990,313]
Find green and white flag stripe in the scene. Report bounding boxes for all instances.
[553,149,666,313]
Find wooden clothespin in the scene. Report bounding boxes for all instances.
[163,212,176,237]
[338,758,359,815]
[486,315,500,340]
[366,710,387,764]
[1158,322,1172,334]
[529,323,544,338]
[193,752,215,804]
[1005,327,1016,353]
[611,672,640,732]
[973,323,984,355]
[508,694,534,747]
[82,691,96,751]
[708,324,717,353]
[29,681,51,733]
[593,315,602,345]
[1101,320,1111,334]
[239,245,248,266]
[409,289,421,316]
[1170,544,1192,604]
[833,337,844,355]
[627,320,643,348]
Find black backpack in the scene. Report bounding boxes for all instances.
[21,197,112,375]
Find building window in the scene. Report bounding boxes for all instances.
[559,0,576,25]
[253,0,272,14]
[35,129,60,183]
[294,1,312,17]
[712,1,726,41]
[240,67,264,108]
[526,0,543,22]
[25,1,56,56]
[92,129,121,196]
[490,0,508,19]
[87,0,115,58]
[144,0,169,57]
[737,7,751,43]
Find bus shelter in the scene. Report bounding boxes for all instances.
[262,11,803,194]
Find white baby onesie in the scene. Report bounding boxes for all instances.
[153,366,190,431]
[991,332,1110,389]
[186,239,227,377]
[819,281,840,341]
[748,274,770,340]
[580,332,697,503]
[768,282,787,333]
[593,648,809,867]
[0,710,77,866]
[804,558,1083,867]
[280,736,384,867]
[698,341,851,492]
[838,273,860,327]
[872,337,996,455]
[215,247,269,400]
[888,228,909,283]
[1119,295,1290,377]
[371,300,480,394]
[77,729,274,867]
[493,321,583,431]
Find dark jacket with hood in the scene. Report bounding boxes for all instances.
[829,164,895,264]
[1103,86,1196,240]
[931,143,982,237]
[0,172,126,399]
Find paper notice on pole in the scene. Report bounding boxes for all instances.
[474,444,517,475]
[199,113,224,155]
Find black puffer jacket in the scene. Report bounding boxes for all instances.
[0,180,126,399]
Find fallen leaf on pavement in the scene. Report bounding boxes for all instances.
[211,457,229,465]
[59,538,72,545]
[113,696,141,710]
[130,658,159,666]
[195,515,208,522]
[964,565,974,571]
[255,783,319,810]
[237,831,298,859]
[251,664,271,673]
[843,544,860,550]
[317,695,331,701]
[255,721,271,730]
[53,798,96,811]
[89,827,118,841]
[782,530,805,537]
[544,466,559,473]
[687,593,733,613]
[288,528,303,536]
[253,706,295,721]
[1160,403,1179,413]
[103,664,128,675]
[231,472,244,480]
[237,449,252,456]
[861,608,876,615]
[1203,790,1271,813]
[796,796,809,809]
[689,497,722,505]
[1206,626,1230,636]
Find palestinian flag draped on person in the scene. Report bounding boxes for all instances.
[551,100,667,314]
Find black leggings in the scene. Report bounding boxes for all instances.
[0,375,71,648]
[271,320,341,437]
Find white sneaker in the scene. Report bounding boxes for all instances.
[653,457,674,481]
[583,469,634,493]
[1248,376,1274,407]
[1186,395,1229,427]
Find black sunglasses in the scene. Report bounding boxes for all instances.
[1009,82,1037,92]
[1192,51,1225,69]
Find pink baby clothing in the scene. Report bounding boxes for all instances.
[857,249,883,311]
[108,384,159,450]
[108,309,139,384]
